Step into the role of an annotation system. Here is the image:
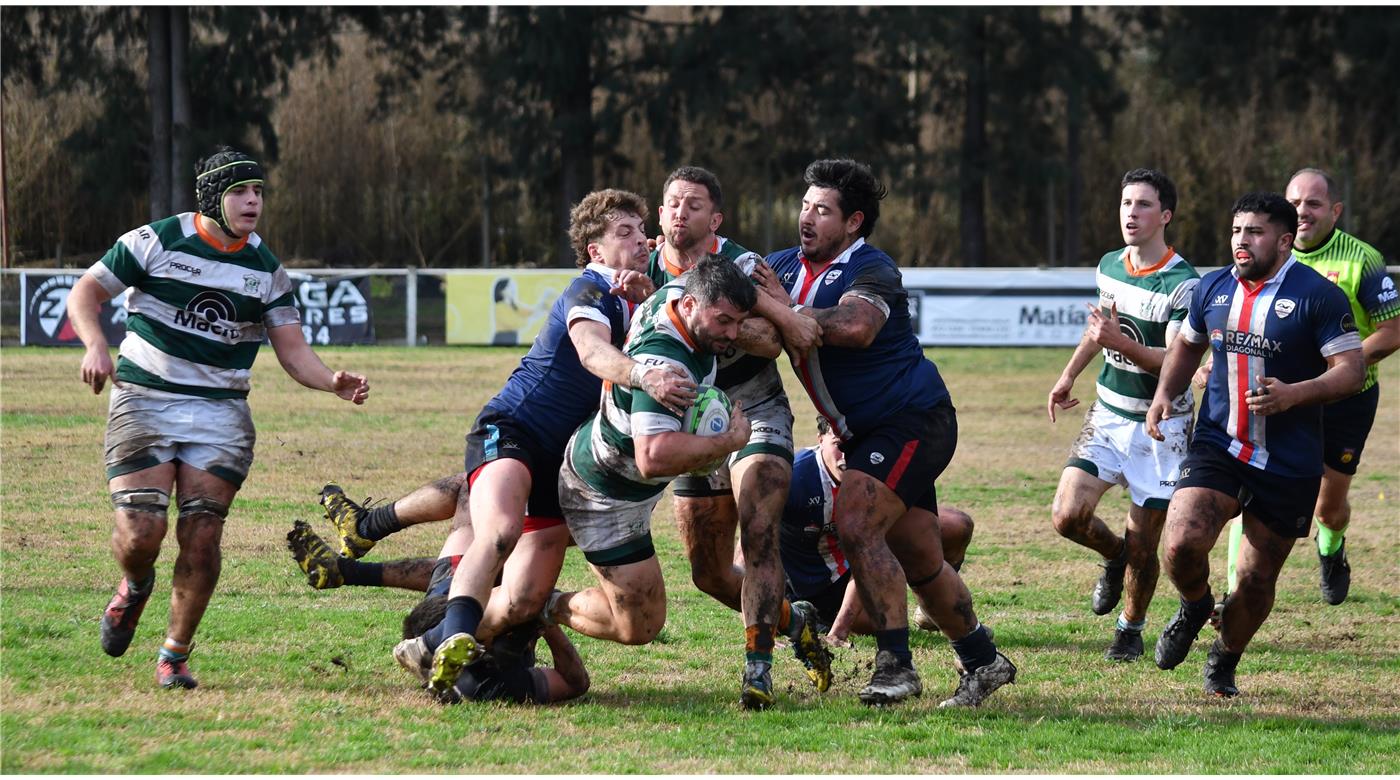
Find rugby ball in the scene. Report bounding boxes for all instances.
[683,385,733,476]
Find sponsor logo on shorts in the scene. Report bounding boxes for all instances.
[1179,467,1191,479]
[1159,480,1176,487]
[869,452,885,465]
[1340,449,1355,464]
[753,425,780,435]
[1273,298,1295,319]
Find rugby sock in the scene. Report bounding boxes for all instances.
[358,503,403,542]
[951,623,996,673]
[777,600,793,636]
[1116,614,1146,634]
[1182,591,1216,620]
[1316,524,1345,557]
[874,627,914,668]
[440,595,484,640]
[336,558,384,587]
[426,556,458,597]
[158,637,191,662]
[1226,517,1243,593]
[129,572,156,596]
[745,623,776,665]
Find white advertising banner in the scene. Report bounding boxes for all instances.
[902,268,1098,346]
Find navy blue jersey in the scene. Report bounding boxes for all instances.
[1180,257,1361,477]
[779,446,848,598]
[452,624,541,703]
[765,239,950,439]
[481,264,635,456]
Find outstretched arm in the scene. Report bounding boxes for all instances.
[537,624,589,703]
[266,323,369,403]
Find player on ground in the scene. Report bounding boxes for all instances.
[642,166,832,709]
[1147,192,1363,697]
[1046,168,1200,662]
[780,417,976,645]
[491,258,755,701]
[757,159,1016,707]
[69,147,370,689]
[299,190,694,660]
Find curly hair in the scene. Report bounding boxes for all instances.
[568,189,649,268]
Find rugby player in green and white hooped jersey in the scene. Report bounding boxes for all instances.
[68,147,370,690]
[542,255,755,658]
[638,167,833,710]
[1048,168,1200,663]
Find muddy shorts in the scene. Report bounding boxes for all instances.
[672,390,795,498]
[104,383,255,487]
[464,410,565,526]
[1067,401,1190,511]
[558,434,661,567]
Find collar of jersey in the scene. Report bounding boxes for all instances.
[1122,246,1175,277]
[660,236,721,277]
[664,299,699,351]
[800,236,865,270]
[1231,253,1298,291]
[586,261,621,285]
[193,213,250,254]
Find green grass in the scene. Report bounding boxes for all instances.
[3,346,1397,773]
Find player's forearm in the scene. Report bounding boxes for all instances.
[1059,331,1100,382]
[541,625,589,698]
[810,300,883,348]
[1361,318,1400,365]
[828,577,864,640]
[69,275,113,352]
[752,292,803,346]
[268,325,338,392]
[1115,340,1167,375]
[734,316,782,359]
[635,431,740,479]
[570,320,642,388]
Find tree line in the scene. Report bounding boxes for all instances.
[4,7,1397,269]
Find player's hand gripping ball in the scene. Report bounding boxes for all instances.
[684,384,733,476]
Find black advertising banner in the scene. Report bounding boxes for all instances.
[21,273,128,346]
[21,271,375,346]
[286,273,375,345]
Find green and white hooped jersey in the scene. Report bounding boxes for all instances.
[571,298,718,502]
[1094,248,1200,421]
[1294,229,1399,393]
[641,238,783,406]
[87,213,300,399]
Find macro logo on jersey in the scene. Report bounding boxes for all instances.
[174,291,242,339]
[1380,277,1397,304]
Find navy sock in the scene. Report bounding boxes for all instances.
[874,627,913,667]
[422,618,448,651]
[426,557,455,597]
[440,595,484,640]
[951,624,997,673]
[337,558,383,587]
[1184,590,1215,619]
[359,503,403,542]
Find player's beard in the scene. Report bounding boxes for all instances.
[1235,247,1281,282]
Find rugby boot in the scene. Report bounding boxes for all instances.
[1202,640,1241,698]
[939,651,1017,708]
[100,574,154,658]
[286,520,344,589]
[393,635,433,685]
[1091,540,1129,616]
[912,603,940,633]
[1154,596,1213,670]
[787,600,834,692]
[858,650,923,706]
[156,654,198,689]
[739,660,775,711]
[1318,539,1351,606]
[319,484,376,559]
[1104,628,1144,662]
[428,632,482,695]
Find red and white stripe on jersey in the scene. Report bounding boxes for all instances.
[814,449,849,580]
[787,240,865,440]
[1222,277,1279,469]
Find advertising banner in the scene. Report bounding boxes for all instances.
[20,272,128,346]
[287,272,375,345]
[444,270,576,345]
[902,268,1098,346]
[20,271,373,346]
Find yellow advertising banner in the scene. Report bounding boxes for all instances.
[444,270,578,345]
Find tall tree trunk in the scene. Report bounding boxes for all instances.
[169,6,193,212]
[147,7,172,220]
[958,11,988,267]
[480,150,492,268]
[1063,5,1084,266]
[555,8,595,266]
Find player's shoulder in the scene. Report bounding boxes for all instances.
[1334,229,1384,263]
[716,236,751,260]
[848,241,895,268]
[766,246,802,267]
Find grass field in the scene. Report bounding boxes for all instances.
[2,345,1397,773]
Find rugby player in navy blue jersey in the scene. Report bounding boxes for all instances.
[1147,192,1363,698]
[755,159,1016,708]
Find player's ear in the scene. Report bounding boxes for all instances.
[710,211,723,233]
[846,210,865,238]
